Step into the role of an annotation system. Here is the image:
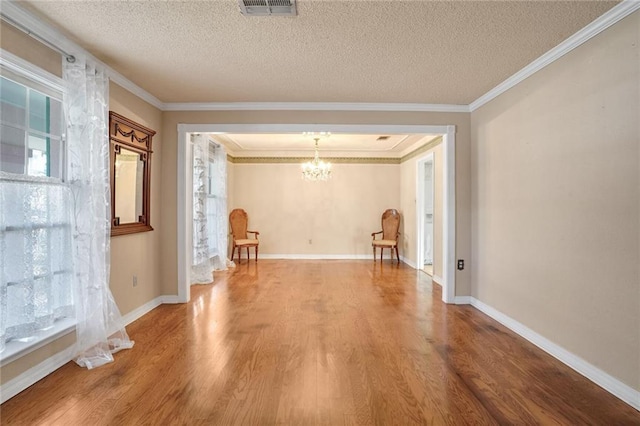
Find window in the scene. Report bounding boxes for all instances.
[0,64,74,361]
[0,76,64,178]
[191,135,229,284]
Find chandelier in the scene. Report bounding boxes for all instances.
[301,134,332,181]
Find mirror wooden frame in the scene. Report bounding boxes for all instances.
[109,111,155,236]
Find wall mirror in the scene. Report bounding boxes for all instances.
[109,111,155,236]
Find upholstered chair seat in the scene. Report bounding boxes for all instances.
[234,238,259,246]
[372,239,398,247]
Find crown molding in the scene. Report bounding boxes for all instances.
[180,123,451,135]
[0,1,164,110]
[469,0,640,112]
[108,72,164,110]
[162,102,470,113]
[400,136,443,163]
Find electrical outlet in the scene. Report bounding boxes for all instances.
[133,275,138,287]
[457,259,464,270]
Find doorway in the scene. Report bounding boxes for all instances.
[422,153,435,277]
[177,124,456,304]
[416,137,452,298]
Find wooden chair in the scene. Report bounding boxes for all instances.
[371,209,400,263]
[229,209,259,263]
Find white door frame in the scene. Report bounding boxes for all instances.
[177,123,456,304]
[417,151,435,270]
[415,127,456,303]
[442,127,456,303]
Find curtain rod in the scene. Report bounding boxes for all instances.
[1,13,76,63]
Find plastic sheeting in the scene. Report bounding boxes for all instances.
[64,56,133,369]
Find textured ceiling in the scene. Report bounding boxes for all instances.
[22,0,617,104]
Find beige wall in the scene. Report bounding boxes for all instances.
[399,157,415,263]
[162,110,472,297]
[0,22,61,77]
[231,163,399,257]
[1,332,75,385]
[471,11,639,391]
[109,82,165,314]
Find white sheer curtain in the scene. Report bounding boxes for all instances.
[0,174,74,354]
[209,140,230,271]
[64,55,133,369]
[191,135,230,285]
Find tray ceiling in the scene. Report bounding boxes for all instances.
[213,133,439,157]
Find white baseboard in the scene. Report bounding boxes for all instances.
[454,296,471,305]
[251,254,415,268]
[468,297,640,411]
[120,296,164,326]
[160,295,181,304]
[0,345,76,403]
[257,253,417,270]
[399,256,417,269]
[1,295,169,404]
[258,254,372,260]
[433,275,444,286]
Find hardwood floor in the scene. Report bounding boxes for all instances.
[1,260,639,425]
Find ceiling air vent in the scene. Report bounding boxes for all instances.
[239,0,297,16]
